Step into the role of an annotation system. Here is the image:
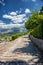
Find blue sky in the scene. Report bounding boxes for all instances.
[0,0,43,31]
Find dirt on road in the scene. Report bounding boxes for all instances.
[0,35,43,65]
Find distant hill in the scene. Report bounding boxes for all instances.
[0,28,20,35]
[0,26,27,35]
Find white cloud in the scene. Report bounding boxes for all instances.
[10,12,17,16]
[3,12,26,23]
[19,8,22,13]
[0,20,24,29]
[25,8,31,13]
[1,29,13,34]
[16,8,22,14]
[2,0,4,2]
[0,0,5,6]
[0,20,26,33]
[32,0,36,2]
[12,14,26,23]
[0,20,5,25]
[3,15,13,19]
[2,10,28,31]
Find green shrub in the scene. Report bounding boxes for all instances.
[11,33,22,40]
[30,25,42,39]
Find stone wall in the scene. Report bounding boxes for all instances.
[30,35,43,51]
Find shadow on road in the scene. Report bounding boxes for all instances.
[0,59,43,65]
[12,36,43,65]
[0,60,28,65]
[13,40,40,56]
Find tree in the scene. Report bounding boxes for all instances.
[25,10,43,38]
[40,6,43,14]
[25,11,39,30]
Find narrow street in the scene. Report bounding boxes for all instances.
[0,35,43,65]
